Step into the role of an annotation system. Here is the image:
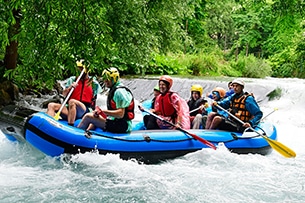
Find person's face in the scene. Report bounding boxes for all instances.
[159,81,168,94]
[192,91,200,100]
[232,83,243,94]
[153,90,160,97]
[212,91,219,101]
[229,83,233,90]
[103,79,113,88]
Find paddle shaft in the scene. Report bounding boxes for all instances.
[189,103,209,114]
[189,106,201,114]
[215,103,296,158]
[262,108,278,121]
[55,68,86,119]
[140,107,216,150]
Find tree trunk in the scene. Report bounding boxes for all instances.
[4,8,21,70]
[235,46,239,61]
[184,19,188,54]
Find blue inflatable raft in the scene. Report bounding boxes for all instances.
[23,111,277,164]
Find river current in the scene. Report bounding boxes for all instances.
[0,77,304,202]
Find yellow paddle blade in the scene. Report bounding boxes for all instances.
[263,135,296,158]
[53,112,62,121]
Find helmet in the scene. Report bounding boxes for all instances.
[76,59,86,68]
[159,75,173,89]
[191,84,203,96]
[153,85,160,92]
[212,87,226,98]
[102,67,120,83]
[232,79,245,87]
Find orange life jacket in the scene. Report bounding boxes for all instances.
[230,92,253,122]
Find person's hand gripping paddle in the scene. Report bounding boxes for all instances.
[54,68,86,120]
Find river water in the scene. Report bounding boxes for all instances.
[0,77,304,202]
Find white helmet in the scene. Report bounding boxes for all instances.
[232,79,245,87]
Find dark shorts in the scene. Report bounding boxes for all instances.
[143,115,160,130]
[66,104,90,119]
[105,119,129,133]
[218,118,244,132]
[79,106,90,119]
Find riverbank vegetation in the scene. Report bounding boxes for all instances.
[1,0,305,92]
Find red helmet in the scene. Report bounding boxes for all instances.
[159,75,173,89]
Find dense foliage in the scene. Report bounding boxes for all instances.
[1,0,305,91]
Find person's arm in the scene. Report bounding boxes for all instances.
[245,96,263,127]
[207,92,213,99]
[63,76,76,97]
[104,88,132,119]
[103,108,125,119]
[225,89,234,98]
[171,93,185,126]
[214,95,232,109]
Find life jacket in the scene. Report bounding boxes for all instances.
[188,98,206,116]
[157,92,176,118]
[188,99,198,117]
[107,86,135,120]
[229,92,253,122]
[70,77,94,107]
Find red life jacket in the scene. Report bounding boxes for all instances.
[107,86,135,120]
[156,92,176,117]
[70,77,94,107]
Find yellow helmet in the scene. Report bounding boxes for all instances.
[76,59,86,68]
[102,67,120,83]
[191,84,203,96]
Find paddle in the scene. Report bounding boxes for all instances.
[262,107,278,121]
[138,106,216,150]
[189,103,209,114]
[214,103,296,158]
[54,68,86,120]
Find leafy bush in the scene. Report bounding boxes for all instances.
[190,51,240,77]
[230,54,272,78]
[267,87,282,100]
[268,47,300,78]
[147,53,182,75]
[147,51,241,77]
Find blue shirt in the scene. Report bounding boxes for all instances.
[225,89,234,98]
[217,92,263,127]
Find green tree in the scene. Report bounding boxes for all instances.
[264,0,305,77]
[204,0,236,51]
[0,0,193,91]
[231,0,274,58]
